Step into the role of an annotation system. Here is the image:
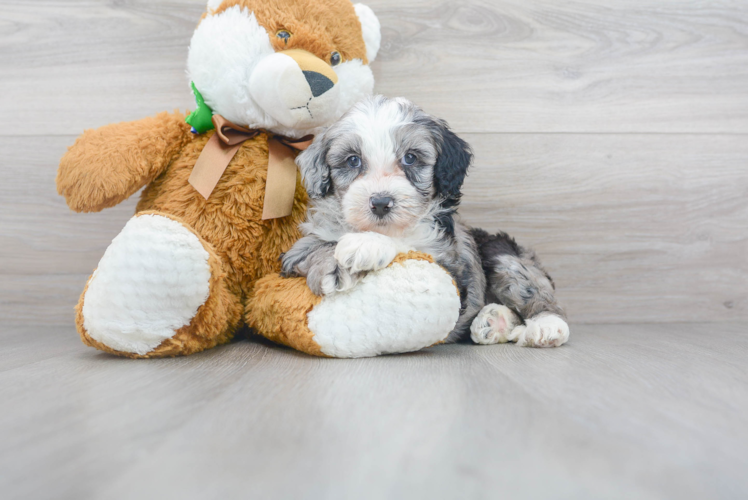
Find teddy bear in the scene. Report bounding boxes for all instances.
[56,0,461,359]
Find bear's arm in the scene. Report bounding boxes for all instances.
[56,111,193,213]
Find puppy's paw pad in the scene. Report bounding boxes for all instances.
[511,314,569,348]
[470,304,521,345]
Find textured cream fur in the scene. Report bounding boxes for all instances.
[308,259,460,357]
[83,214,212,355]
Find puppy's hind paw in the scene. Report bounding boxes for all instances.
[510,313,569,348]
[470,304,522,345]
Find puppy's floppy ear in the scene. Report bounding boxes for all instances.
[296,134,331,199]
[431,119,473,204]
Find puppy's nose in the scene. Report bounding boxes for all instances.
[370,196,394,218]
[303,71,335,97]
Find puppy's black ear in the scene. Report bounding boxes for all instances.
[431,119,473,206]
[296,135,331,199]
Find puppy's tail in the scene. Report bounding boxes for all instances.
[470,227,520,266]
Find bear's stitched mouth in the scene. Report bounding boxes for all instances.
[291,97,314,119]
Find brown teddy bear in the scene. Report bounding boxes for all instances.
[56,0,461,359]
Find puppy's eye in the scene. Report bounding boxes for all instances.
[346,155,362,168]
[276,30,291,43]
[330,51,341,66]
[402,153,417,166]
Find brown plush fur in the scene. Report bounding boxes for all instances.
[390,251,435,267]
[134,129,309,295]
[76,212,242,358]
[247,251,439,357]
[57,0,374,358]
[60,118,310,357]
[57,112,194,213]
[211,0,369,64]
[246,274,327,356]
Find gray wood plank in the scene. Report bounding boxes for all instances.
[459,133,748,323]
[0,136,139,276]
[1,0,747,135]
[2,133,745,324]
[1,323,746,499]
[2,2,747,499]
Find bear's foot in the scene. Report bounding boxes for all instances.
[78,212,241,358]
[248,252,461,358]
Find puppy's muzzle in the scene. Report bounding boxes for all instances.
[370,195,394,218]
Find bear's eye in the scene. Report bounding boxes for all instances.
[330,51,341,66]
[346,155,361,168]
[276,30,291,43]
[402,153,417,166]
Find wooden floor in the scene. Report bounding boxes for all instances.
[1,322,747,499]
[2,1,748,498]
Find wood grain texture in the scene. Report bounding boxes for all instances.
[2,132,745,324]
[1,323,747,499]
[1,0,748,135]
[460,133,748,322]
[1,3,746,498]
[1,1,747,321]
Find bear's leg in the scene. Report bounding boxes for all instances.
[77,212,242,358]
[246,252,461,358]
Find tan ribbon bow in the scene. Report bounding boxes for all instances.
[188,115,314,220]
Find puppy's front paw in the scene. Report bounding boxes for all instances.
[470,304,522,345]
[317,273,340,296]
[509,313,569,348]
[334,232,398,274]
[315,268,359,296]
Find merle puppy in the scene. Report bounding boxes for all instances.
[281,96,569,347]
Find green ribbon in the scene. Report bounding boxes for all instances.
[185,82,215,134]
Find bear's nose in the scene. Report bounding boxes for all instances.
[276,49,338,100]
[370,196,394,218]
[303,71,335,97]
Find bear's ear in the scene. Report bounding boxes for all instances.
[206,0,223,14]
[296,134,332,199]
[354,4,381,63]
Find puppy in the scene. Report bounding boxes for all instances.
[282,96,569,347]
